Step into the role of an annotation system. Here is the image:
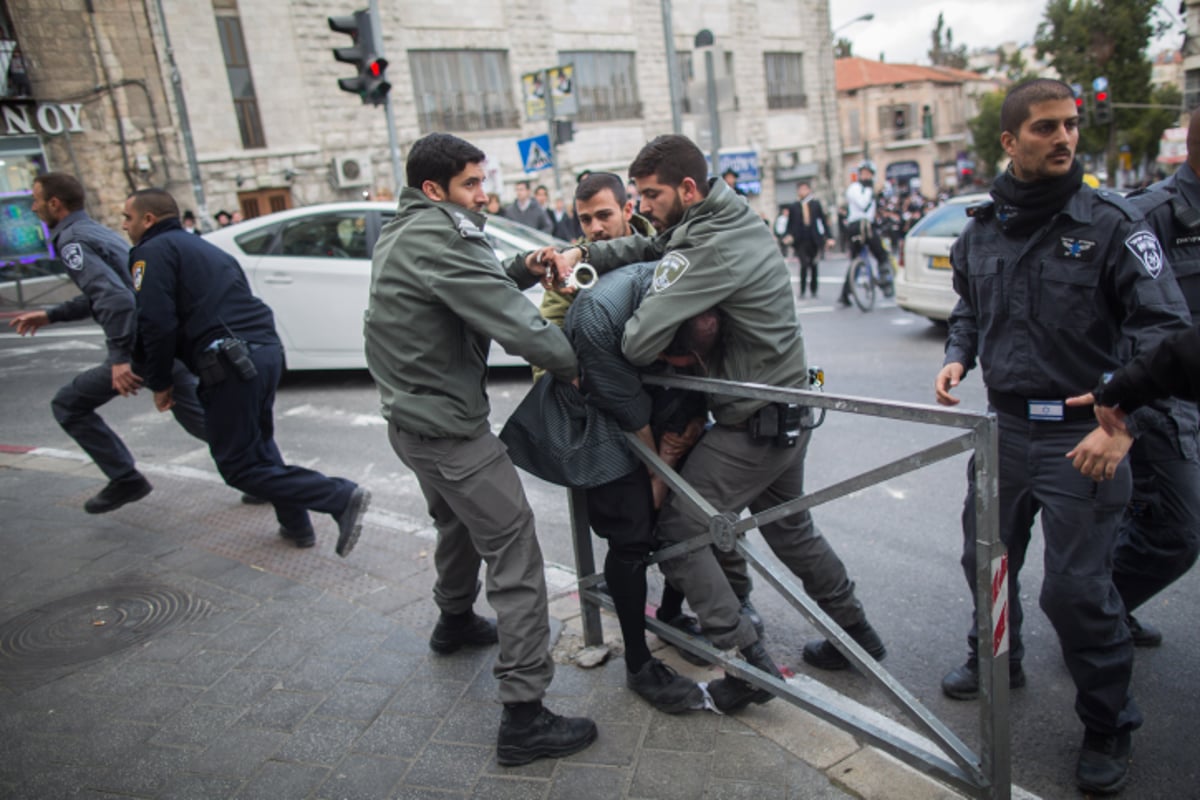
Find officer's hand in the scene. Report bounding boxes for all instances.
[9,310,49,336]
[1066,426,1133,481]
[153,386,175,412]
[1066,392,1129,436]
[111,363,144,397]
[934,363,965,406]
[545,247,583,291]
[525,247,555,279]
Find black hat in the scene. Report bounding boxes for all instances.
[214,209,232,221]
[722,168,739,179]
[182,210,196,222]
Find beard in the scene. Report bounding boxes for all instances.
[648,195,686,232]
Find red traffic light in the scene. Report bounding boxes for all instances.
[368,58,387,77]
[1096,91,1108,103]
[1075,97,1084,107]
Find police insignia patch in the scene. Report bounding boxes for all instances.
[1125,230,1164,278]
[131,260,146,292]
[62,242,84,271]
[652,252,690,293]
[452,212,485,240]
[1058,237,1096,260]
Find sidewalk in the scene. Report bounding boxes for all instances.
[0,447,978,799]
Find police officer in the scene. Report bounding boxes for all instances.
[364,133,596,767]
[933,79,1192,794]
[1101,111,1200,647]
[551,135,888,712]
[9,173,206,513]
[1070,322,1200,417]
[122,188,370,556]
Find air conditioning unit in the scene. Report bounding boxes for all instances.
[332,154,373,189]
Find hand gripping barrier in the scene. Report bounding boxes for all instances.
[567,373,1010,800]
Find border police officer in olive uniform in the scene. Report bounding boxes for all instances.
[934,80,1192,794]
[122,188,370,556]
[10,173,206,514]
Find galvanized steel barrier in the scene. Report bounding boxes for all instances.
[567,373,1011,800]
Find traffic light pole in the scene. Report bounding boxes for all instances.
[369,0,403,192]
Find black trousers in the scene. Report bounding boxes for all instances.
[199,342,354,531]
[796,240,819,296]
[52,359,206,481]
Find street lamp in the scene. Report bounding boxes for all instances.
[831,13,874,40]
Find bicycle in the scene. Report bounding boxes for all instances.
[844,233,896,312]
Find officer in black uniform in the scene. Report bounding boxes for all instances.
[1108,112,1200,646]
[934,79,1192,794]
[10,173,206,513]
[122,188,370,556]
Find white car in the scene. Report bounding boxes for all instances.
[894,193,989,322]
[204,202,566,370]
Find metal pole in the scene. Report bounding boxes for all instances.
[151,0,209,228]
[368,0,403,192]
[704,49,720,177]
[661,0,683,134]
[567,488,603,647]
[819,0,837,198]
[545,69,563,198]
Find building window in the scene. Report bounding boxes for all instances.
[764,52,806,110]
[1187,68,1200,111]
[408,50,520,133]
[558,51,641,122]
[215,10,266,149]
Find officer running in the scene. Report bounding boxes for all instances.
[9,173,206,513]
[934,79,1192,794]
[122,188,370,556]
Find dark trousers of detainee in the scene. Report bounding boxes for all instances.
[52,359,206,482]
[654,424,866,651]
[388,423,554,705]
[959,411,1142,736]
[199,342,355,532]
[1111,424,1200,612]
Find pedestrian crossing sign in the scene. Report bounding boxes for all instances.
[518,134,553,173]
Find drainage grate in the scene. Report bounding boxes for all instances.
[0,582,213,692]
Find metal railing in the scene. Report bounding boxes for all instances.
[568,373,1010,799]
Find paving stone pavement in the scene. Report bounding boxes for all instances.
[0,450,976,799]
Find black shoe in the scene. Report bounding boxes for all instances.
[838,296,852,307]
[496,706,597,766]
[1076,730,1132,794]
[429,612,499,655]
[1127,614,1162,647]
[801,621,887,671]
[707,640,781,713]
[941,657,1026,701]
[738,596,765,638]
[334,486,370,557]
[627,658,703,713]
[278,525,316,549]
[240,493,269,505]
[658,612,712,666]
[84,475,152,514]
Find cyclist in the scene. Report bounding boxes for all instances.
[839,163,895,305]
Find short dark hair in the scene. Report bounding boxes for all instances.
[406,133,486,192]
[1001,79,1074,135]
[666,308,723,359]
[128,188,179,220]
[629,135,709,197]
[34,172,85,212]
[535,184,549,193]
[515,180,531,190]
[575,172,627,206]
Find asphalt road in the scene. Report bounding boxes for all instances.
[2,258,1196,799]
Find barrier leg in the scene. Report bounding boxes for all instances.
[568,488,603,647]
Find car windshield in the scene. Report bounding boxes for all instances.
[907,201,973,239]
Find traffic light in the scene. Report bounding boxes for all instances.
[1070,83,1089,128]
[1093,76,1113,125]
[328,9,391,106]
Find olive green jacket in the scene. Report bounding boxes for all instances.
[365,188,577,438]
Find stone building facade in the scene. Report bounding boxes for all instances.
[835,57,999,196]
[1,0,841,233]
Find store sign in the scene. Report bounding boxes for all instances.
[0,102,85,136]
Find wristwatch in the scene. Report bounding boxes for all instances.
[570,242,590,262]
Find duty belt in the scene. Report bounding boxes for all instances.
[987,390,1095,423]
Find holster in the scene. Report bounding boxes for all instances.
[748,402,805,447]
[195,349,227,387]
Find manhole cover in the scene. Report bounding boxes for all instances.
[0,582,213,692]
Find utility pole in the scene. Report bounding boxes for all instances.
[661,0,683,134]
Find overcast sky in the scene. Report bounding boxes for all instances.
[833,0,1186,66]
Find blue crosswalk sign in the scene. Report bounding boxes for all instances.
[518,134,553,173]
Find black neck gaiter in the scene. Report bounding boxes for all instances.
[990,160,1084,238]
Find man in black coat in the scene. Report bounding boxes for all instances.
[785,182,834,299]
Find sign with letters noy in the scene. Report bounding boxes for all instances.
[1,102,86,136]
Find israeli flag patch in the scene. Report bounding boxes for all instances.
[62,242,84,271]
[1125,230,1164,278]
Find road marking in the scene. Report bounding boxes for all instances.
[281,403,386,427]
[0,328,104,339]
[0,340,103,357]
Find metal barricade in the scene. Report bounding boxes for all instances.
[568,373,1009,800]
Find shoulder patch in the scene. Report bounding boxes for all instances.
[1124,230,1165,278]
[452,211,486,241]
[61,242,84,271]
[130,260,146,292]
[1094,189,1142,222]
[652,251,691,293]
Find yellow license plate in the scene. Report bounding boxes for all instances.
[930,255,952,270]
